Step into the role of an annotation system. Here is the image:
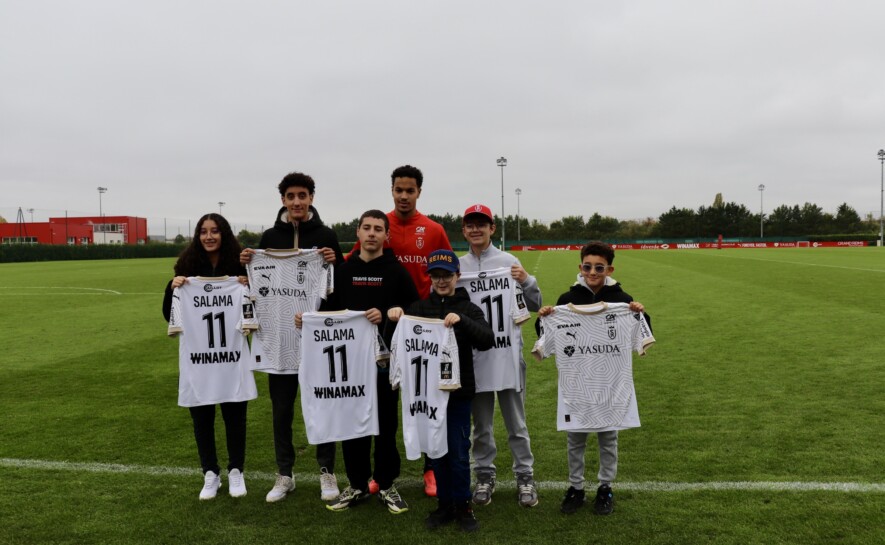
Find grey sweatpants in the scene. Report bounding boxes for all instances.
[567,430,618,488]
[472,387,535,478]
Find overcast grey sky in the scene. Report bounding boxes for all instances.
[2,0,884,236]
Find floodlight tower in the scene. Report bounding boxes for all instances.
[97,187,108,244]
[758,184,765,239]
[497,157,507,250]
[878,150,884,247]
[515,188,522,241]
[219,201,226,214]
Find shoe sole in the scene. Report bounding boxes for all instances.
[519,498,539,507]
[229,490,247,498]
[265,488,293,503]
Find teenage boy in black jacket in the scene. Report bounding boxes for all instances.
[388,249,495,532]
[311,209,420,514]
[240,172,344,504]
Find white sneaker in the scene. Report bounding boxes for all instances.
[228,468,247,498]
[320,468,340,501]
[199,471,221,500]
[265,474,295,503]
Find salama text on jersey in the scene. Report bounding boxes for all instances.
[457,267,531,392]
[167,277,258,407]
[389,316,460,460]
[532,302,654,432]
[247,248,333,374]
[299,310,384,444]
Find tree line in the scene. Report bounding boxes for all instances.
[234,196,877,246]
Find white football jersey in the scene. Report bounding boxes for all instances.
[167,277,258,407]
[299,310,384,444]
[457,267,531,392]
[389,316,460,460]
[247,249,333,374]
[533,302,654,432]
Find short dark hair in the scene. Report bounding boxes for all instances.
[391,165,423,188]
[580,241,615,265]
[358,209,389,232]
[278,172,316,196]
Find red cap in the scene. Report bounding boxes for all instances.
[463,204,494,223]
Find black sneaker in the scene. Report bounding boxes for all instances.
[425,503,455,529]
[560,486,585,514]
[455,504,479,532]
[594,484,614,515]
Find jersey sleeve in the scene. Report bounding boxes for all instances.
[531,315,556,361]
[511,283,531,325]
[238,284,259,334]
[632,311,656,355]
[437,327,461,391]
[167,285,184,336]
[388,325,402,390]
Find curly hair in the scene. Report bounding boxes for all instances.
[391,165,423,188]
[580,240,615,265]
[173,213,244,276]
[278,172,316,196]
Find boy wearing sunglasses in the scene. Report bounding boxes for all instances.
[535,240,650,516]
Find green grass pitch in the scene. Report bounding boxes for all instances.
[1,248,883,544]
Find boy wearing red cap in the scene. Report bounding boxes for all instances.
[458,204,543,507]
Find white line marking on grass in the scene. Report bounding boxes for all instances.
[3,458,883,493]
[693,253,885,274]
[0,286,123,295]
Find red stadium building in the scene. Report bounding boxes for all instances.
[0,216,148,245]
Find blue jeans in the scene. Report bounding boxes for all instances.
[431,396,472,503]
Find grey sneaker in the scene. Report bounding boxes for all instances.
[379,485,409,514]
[516,474,539,507]
[325,486,369,512]
[265,474,295,503]
[471,473,495,505]
[319,468,340,501]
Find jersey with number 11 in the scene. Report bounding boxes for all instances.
[167,277,258,407]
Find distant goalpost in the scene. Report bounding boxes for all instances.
[797,241,811,248]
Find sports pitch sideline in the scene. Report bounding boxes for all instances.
[1,248,883,545]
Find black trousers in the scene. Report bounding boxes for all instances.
[268,373,335,477]
[189,401,248,475]
[341,371,401,491]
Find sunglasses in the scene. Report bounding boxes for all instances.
[581,264,608,274]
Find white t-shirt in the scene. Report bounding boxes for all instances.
[247,248,333,374]
[457,267,531,392]
[532,302,654,432]
[389,316,460,460]
[298,310,384,444]
[167,276,258,407]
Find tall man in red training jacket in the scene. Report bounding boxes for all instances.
[349,164,452,495]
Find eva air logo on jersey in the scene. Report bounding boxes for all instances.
[413,324,425,334]
[478,272,488,279]
[203,284,216,292]
[323,317,344,327]
[563,346,575,357]
[258,287,270,297]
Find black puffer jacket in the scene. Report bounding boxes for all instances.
[258,206,344,263]
[406,287,495,398]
